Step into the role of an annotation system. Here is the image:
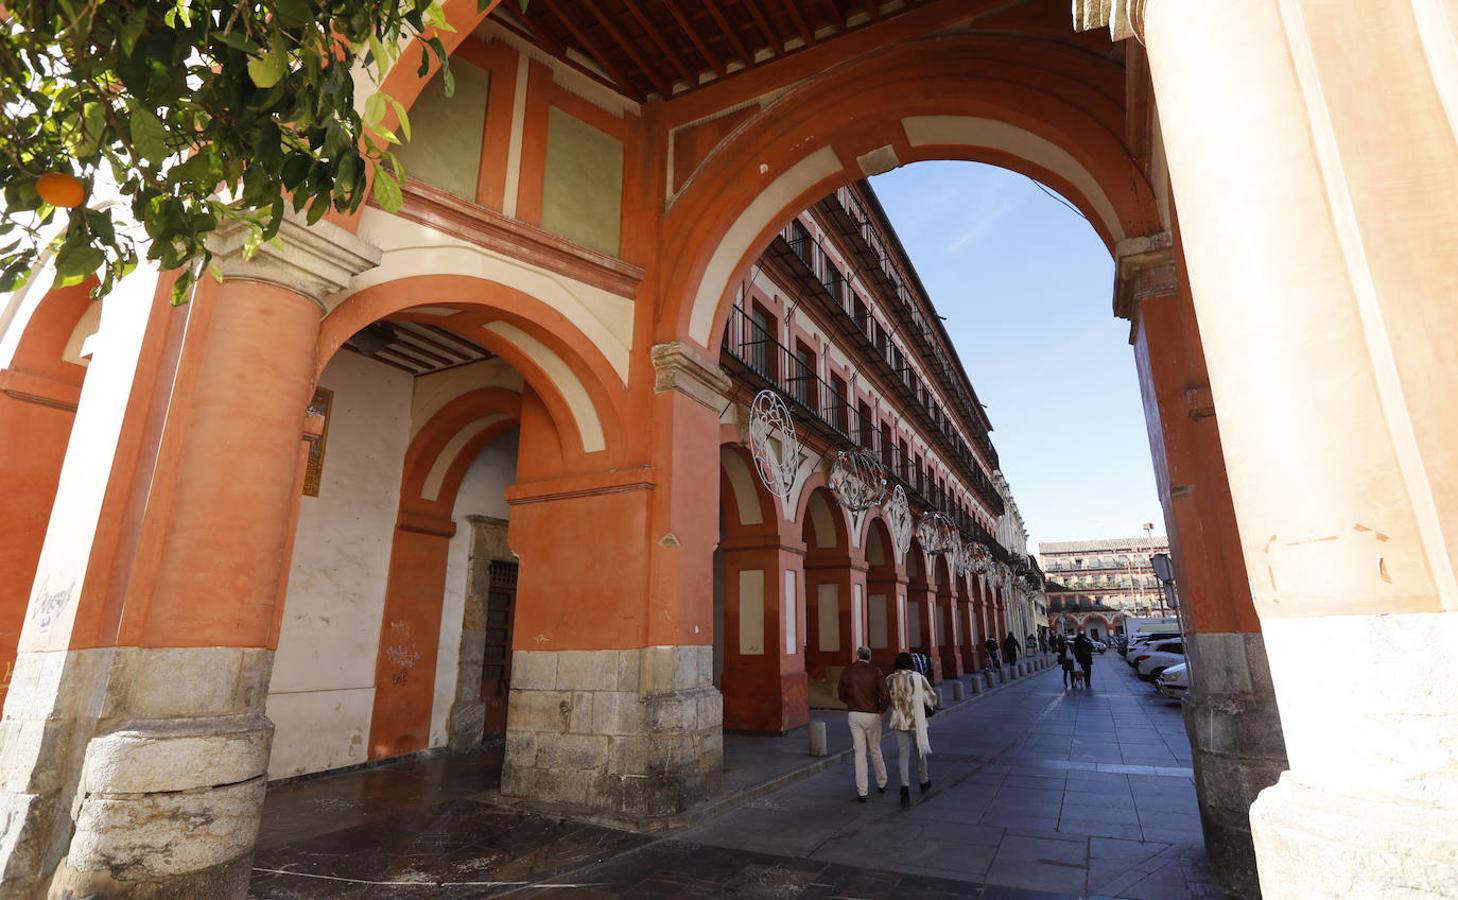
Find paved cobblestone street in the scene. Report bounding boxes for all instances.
[252,656,1228,899]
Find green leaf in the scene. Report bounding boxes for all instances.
[388,96,411,142]
[119,7,148,56]
[247,50,287,89]
[276,0,313,27]
[364,93,387,128]
[54,242,104,279]
[306,193,330,224]
[426,37,453,96]
[213,31,262,55]
[72,102,109,157]
[372,166,402,212]
[426,2,456,34]
[129,106,168,164]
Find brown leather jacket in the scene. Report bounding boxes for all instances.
[838,660,889,714]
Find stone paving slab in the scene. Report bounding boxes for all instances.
[252,653,1232,898]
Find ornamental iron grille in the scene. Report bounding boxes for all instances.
[827,448,888,512]
[885,484,913,561]
[916,511,957,556]
[748,389,802,499]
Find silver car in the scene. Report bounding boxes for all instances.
[1157,662,1189,699]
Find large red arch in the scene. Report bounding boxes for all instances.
[656,33,1161,351]
[319,275,627,464]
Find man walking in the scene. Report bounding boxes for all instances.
[837,646,889,802]
[1073,630,1096,688]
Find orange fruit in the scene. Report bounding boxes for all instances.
[37,172,85,209]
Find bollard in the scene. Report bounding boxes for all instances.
[952,681,966,701]
[809,720,828,757]
[998,666,1009,683]
[969,675,984,694]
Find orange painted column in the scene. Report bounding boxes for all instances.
[935,578,962,678]
[367,516,455,759]
[719,537,808,732]
[1127,233,1283,897]
[499,341,729,817]
[31,216,380,898]
[1145,2,1458,895]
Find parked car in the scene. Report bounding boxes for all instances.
[1126,632,1180,665]
[1092,639,1108,654]
[1134,639,1185,680]
[1157,662,1189,699]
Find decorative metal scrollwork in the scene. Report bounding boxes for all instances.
[748,389,801,499]
[884,484,912,560]
[916,511,957,557]
[827,448,888,513]
[968,542,991,574]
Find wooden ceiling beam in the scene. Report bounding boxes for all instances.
[703,0,757,66]
[741,0,786,54]
[784,1,817,45]
[622,0,697,86]
[510,4,570,58]
[821,0,846,32]
[580,0,674,97]
[664,1,724,76]
[539,0,645,100]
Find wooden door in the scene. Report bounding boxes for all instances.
[480,560,518,738]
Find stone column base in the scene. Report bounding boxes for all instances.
[1251,772,1458,899]
[0,647,274,898]
[1183,631,1287,898]
[502,646,722,823]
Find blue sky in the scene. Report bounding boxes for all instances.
[869,161,1164,554]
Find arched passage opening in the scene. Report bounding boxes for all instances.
[801,487,853,708]
[863,515,903,674]
[264,272,622,780]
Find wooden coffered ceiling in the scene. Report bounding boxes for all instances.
[491,0,930,101]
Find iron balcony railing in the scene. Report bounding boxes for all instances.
[817,186,997,466]
[722,303,1012,562]
[767,223,1005,515]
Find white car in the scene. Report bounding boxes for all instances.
[1133,639,1185,680]
[1126,632,1180,665]
[1092,639,1108,654]
[1157,662,1189,699]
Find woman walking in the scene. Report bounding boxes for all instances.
[887,652,938,808]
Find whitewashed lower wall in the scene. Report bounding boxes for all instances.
[267,353,412,779]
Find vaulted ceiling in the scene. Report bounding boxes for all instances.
[490,0,933,101]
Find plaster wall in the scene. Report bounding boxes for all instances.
[428,429,517,747]
[267,352,412,779]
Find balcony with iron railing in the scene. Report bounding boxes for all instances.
[721,305,1011,560]
[816,187,996,464]
[763,223,1004,515]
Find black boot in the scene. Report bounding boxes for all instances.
[920,779,931,794]
[899,786,911,808]
[856,793,867,803]
[877,784,886,794]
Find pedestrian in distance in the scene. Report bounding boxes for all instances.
[984,636,1000,669]
[1058,637,1076,689]
[887,652,938,807]
[836,646,890,803]
[1002,632,1021,667]
[1073,630,1096,688]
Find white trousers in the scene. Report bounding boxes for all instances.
[847,711,887,796]
[896,729,929,787]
